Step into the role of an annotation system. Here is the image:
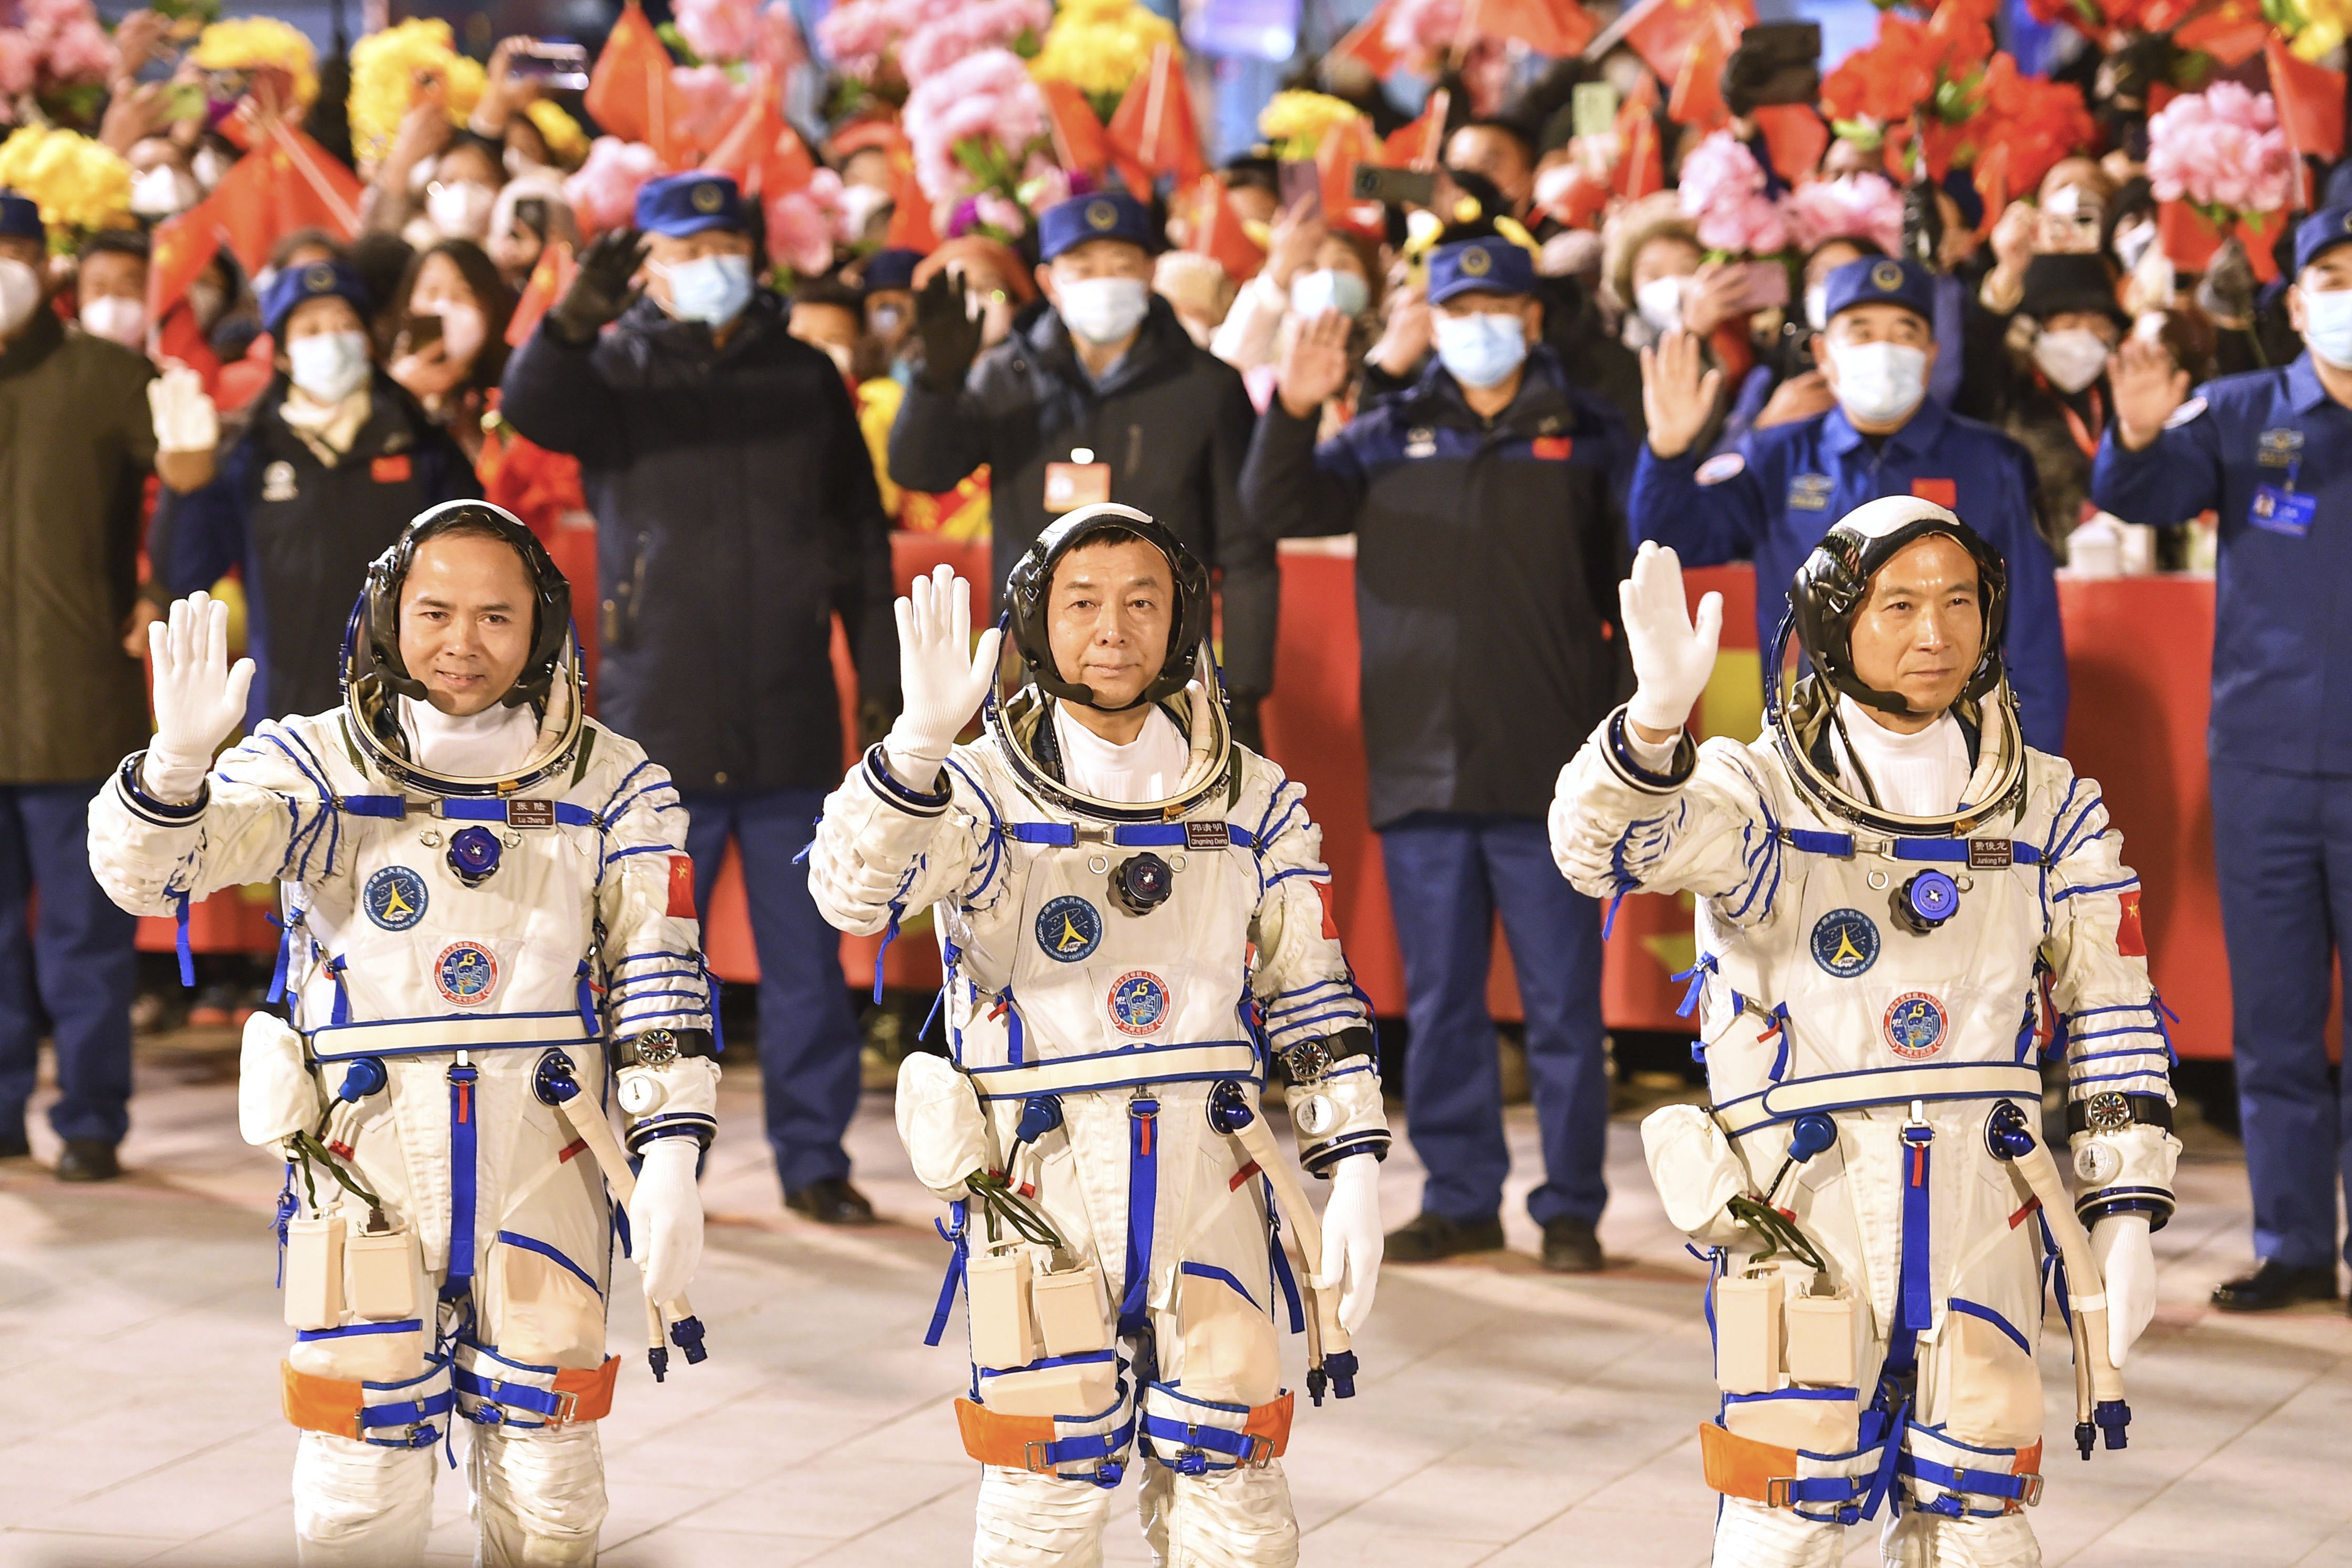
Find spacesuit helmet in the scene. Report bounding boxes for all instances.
[1770,495,2025,830]
[1786,495,2009,720]
[1002,502,1213,712]
[342,500,583,791]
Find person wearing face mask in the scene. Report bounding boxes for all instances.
[891,189,1274,745]
[1989,254,2129,551]
[148,259,479,726]
[502,172,899,1229]
[1209,199,1378,383]
[73,230,151,353]
[2093,203,2352,1318]
[859,247,923,372]
[1243,225,1635,1274]
[388,238,517,465]
[1633,254,2069,753]
[486,176,581,292]
[0,190,163,1182]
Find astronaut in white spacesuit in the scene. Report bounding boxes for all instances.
[87,502,719,1567]
[1551,499,2178,1568]
[807,503,1386,1567]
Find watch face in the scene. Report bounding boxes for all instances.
[636,1030,678,1067]
[2087,1091,2130,1132]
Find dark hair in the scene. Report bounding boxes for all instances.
[346,231,416,335]
[792,272,867,313]
[1460,116,1536,166]
[437,131,506,184]
[1220,154,1280,195]
[389,238,517,391]
[80,228,150,263]
[270,227,343,271]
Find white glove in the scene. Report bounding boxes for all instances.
[883,564,1003,790]
[628,1139,705,1306]
[1620,540,1723,737]
[143,591,254,802]
[1319,1153,1383,1334]
[147,364,218,454]
[2091,1212,2156,1368]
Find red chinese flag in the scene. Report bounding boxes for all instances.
[882,159,939,254]
[1186,175,1268,281]
[151,300,221,384]
[506,240,578,347]
[2157,199,2225,275]
[1612,80,1665,200]
[1622,0,1753,86]
[762,123,818,198]
[666,854,698,919]
[587,1,688,166]
[161,124,364,306]
[1666,25,1731,131]
[1457,0,1596,57]
[146,199,222,322]
[701,67,785,190]
[1108,43,1206,188]
[1039,78,1113,177]
[2114,890,2146,957]
[2265,39,2345,163]
[1316,117,1379,223]
[2174,0,2269,66]
[1330,0,1405,80]
[1752,104,1828,185]
[1382,88,1450,169]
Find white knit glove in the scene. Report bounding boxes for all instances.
[1621,541,1723,736]
[629,1140,705,1305]
[143,591,254,802]
[1319,1153,1383,1333]
[882,564,1002,790]
[147,364,218,454]
[2092,1213,2156,1368]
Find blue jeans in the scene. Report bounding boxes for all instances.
[2211,760,2352,1271]
[677,788,864,1193]
[0,782,138,1145]
[1378,812,1609,1227]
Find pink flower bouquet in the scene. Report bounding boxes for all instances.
[564,136,664,234]
[1784,172,1905,255]
[904,46,1047,205]
[1677,130,1790,255]
[675,0,758,64]
[767,166,847,275]
[901,0,1050,85]
[2146,81,2297,221]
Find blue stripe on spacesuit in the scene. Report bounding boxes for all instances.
[943,756,1008,906]
[1119,1099,1159,1338]
[598,759,657,817]
[1943,1297,2031,1357]
[259,732,339,881]
[2053,876,2138,902]
[444,1063,480,1303]
[492,1230,604,1297]
[1176,1261,1260,1310]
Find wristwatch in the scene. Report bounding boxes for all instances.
[2065,1090,2174,1137]
[630,1028,681,1068]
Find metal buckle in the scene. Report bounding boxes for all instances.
[553,1388,580,1425]
[1023,1438,1056,1473]
[1244,1433,1276,1469]
[2018,1472,2044,1507]
[1765,1476,1799,1508]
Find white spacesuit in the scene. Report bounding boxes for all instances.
[807,506,1387,1567]
[1551,501,2178,1568]
[86,503,718,1566]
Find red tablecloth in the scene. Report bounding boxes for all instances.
[143,541,2233,1058]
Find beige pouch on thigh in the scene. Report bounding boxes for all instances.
[1936,1307,2044,1449]
[488,1239,606,1369]
[1722,1388,1861,1455]
[1176,1266,1280,1408]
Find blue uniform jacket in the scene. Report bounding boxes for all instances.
[1628,394,2069,754]
[2090,352,2352,774]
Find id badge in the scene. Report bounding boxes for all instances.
[1043,462,1111,513]
[2250,483,2316,538]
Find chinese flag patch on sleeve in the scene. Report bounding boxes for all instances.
[2115,890,2147,957]
[666,854,698,919]
[1531,435,1574,461]
[1312,880,1341,940]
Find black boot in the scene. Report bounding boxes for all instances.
[2210,1258,2340,1312]
[1540,1215,1605,1273]
[1383,1210,1504,1262]
[55,1140,122,1182]
[784,1175,876,1225]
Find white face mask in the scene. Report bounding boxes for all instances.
[287,329,371,402]
[191,145,230,191]
[1635,274,1684,336]
[426,181,498,243]
[1290,268,1368,320]
[2304,285,2352,369]
[2032,327,2111,394]
[80,294,147,348]
[0,258,40,336]
[1057,275,1150,345]
[1827,339,1929,425]
[130,164,199,219]
[433,301,488,364]
[1804,285,1829,331]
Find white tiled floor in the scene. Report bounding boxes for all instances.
[3,1043,2347,1567]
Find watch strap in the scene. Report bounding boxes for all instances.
[612,1027,719,1069]
[2064,1090,2174,1137]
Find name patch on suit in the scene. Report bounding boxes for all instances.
[1788,473,1833,511]
[1183,821,1230,851]
[1036,895,1103,963]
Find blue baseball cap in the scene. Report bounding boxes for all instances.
[0,191,40,241]
[863,246,923,292]
[2294,205,2352,273]
[634,172,746,238]
[1822,255,1934,327]
[262,258,373,338]
[1039,191,1156,262]
[1427,235,1537,303]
